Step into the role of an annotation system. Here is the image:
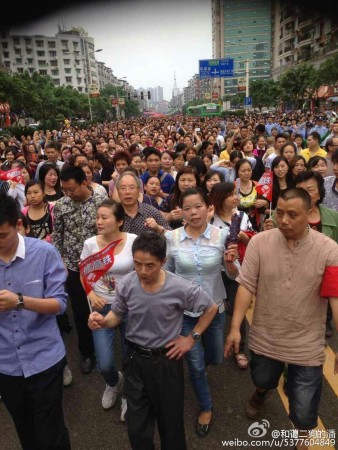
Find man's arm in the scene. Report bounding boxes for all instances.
[51,202,64,256]
[166,303,218,360]
[224,285,253,358]
[88,310,122,330]
[0,290,62,314]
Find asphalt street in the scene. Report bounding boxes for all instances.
[1,311,338,450]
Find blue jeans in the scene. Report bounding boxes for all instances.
[92,304,127,387]
[181,310,225,412]
[250,351,323,429]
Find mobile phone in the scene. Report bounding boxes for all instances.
[195,128,201,132]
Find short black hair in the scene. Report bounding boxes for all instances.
[0,192,20,227]
[279,188,311,211]
[143,147,161,160]
[60,165,86,184]
[187,157,207,177]
[308,131,321,142]
[181,187,210,208]
[132,231,166,260]
[293,170,325,204]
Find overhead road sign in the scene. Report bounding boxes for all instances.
[199,59,234,79]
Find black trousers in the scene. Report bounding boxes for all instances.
[0,358,71,450]
[65,269,94,358]
[124,349,187,450]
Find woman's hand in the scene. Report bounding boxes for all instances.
[88,292,107,310]
[254,199,268,209]
[169,207,183,222]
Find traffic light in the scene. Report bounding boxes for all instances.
[127,93,131,101]
[140,92,144,100]
[147,91,151,99]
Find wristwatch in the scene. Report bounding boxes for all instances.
[15,293,25,311]
[191,330,201,342]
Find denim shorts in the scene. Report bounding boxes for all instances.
[250,351,323,429]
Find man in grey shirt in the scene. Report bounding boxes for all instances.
[88,231,217,450]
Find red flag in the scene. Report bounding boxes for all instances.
[0,168,24,184]
[256,170,273,202]
[79,239,122,295]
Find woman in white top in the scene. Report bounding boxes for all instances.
[80,163,108,197]
[81,199,137,421]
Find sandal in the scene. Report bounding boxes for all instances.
[235,353,248,370]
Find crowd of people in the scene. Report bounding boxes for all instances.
[0,110,338,450]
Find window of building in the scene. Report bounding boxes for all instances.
[61,40,69,47]
[4,61,10,68]
[73,41,79,49]
[35,40,44,47]
[63,59,70,65]
[49,51,57,58]
[37,51,45,57]
[27,58,33,64]
[25,38,32,45]
[54,79,60,86]
[2,42,8,49]
[48,41,56,48]
[65,68,71,74]
[3,51,9,58]
[13,37,20,45]
[52,69,59,76]
[50,60,58,67]
[26,49,32,55]
[38,61,48,67]
[16,58,22,64]
[39,70,47,75]
[17,68,24,74]
[65,76,72,82]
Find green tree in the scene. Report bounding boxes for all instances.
[279,63,321,108]
[317,54,338,85]
[250,79,281,108]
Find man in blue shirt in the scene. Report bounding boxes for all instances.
[0,193,70,449]
[310,116,328,139]
[141,147,175,196]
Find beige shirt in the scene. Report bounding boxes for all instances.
[237,228,338,366]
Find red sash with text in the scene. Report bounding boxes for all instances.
[79,239,122,295]
[0,168,24,184]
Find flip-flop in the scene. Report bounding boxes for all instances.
[235,353,248,369]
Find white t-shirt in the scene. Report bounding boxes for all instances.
[80,233,137,303]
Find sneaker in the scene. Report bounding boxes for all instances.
[102,371,124,410]
[245,389,272,419]
[63,365,73,387]
[120,397,127,422]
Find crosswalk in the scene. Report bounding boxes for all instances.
[245,301,337,450]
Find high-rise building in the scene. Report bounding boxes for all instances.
[154,86,164,103]
[212,0,272,96]
[272,0,338,79]
[0,26,102,94]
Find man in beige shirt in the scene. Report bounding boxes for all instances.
[225,188,338,450]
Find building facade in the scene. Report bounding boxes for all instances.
[0,27,101,94]
[272,0,338,79]
[211,0,272,96]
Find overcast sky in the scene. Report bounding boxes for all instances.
[11,0,212,101]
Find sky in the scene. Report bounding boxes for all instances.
[11,0,212,101]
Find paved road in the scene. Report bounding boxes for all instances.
[1,312,338,450]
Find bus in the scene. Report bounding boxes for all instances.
[186,103,222,117]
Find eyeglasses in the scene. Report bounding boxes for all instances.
[118,186,138,192]
[61,187,78,194]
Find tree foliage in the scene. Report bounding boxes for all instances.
[317,53,338,85]
[250,79,281,108]
[0,70,140,123]
[279,63,321,108]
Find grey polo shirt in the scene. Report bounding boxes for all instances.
[112,270,215,348]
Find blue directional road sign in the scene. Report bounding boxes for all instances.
[199,59,234,79]
[244,96,253,107]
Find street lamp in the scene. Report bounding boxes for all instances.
[115,77,127,119]
[64,48,102,121]
[85,49,102,121]
[225,41,268,109]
